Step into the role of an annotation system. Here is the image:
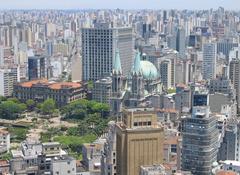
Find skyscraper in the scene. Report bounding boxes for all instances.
[82,25,133,81]
[202,43,217,80]
[116,108,164,175]
[229,58,240,110]
[176,27,186,59]
[160,59,172,89]
[181,91,219,175]
[0,45,3,67]
[28,55,47,80]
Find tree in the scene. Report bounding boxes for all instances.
[7,97,20,104]
[0,100,27,120]
[26,99,35,110]
[0,96,7,102]
[87,81,94,90]
[40,99,56,115]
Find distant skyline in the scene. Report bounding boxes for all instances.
[0,0,240,10]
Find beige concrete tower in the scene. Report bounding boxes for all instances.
[116,108,164,175]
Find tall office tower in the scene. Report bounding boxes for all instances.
[46,41,53,56]
[0,45,3,66]
[217,42,238,59]
[218,121,238,161]
[160,59,172,89]
[181,105,219,175]
[116,108,164,175]
[229,58,240,110]
[28,55,47,80]
[82,25,133,81]
[202,43,217,80]
[176,27,186,59]
[0,68,18,97]
[167,34,177,50]
[175,84,192,113]
[181,87,219,175]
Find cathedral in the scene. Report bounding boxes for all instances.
[110,50,163,114]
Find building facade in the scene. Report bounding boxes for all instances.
[82,25,133,81]
[28,55,48,80]
[181,105,219,175]
[13,80,85,107]
[116,108,164,175]
[92,77,112,105]
[0,68,18,97]
[202,43,217,80]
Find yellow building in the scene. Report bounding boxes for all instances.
[116,108,164,175]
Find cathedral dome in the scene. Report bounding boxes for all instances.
[140,60,159,80]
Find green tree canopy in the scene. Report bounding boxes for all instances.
[0,100,27,120]
[26,99,35,110]
[40,98,56,115]
[61,99,110,120]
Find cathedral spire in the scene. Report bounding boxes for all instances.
[132,51,142,75]
[113,49,122,74]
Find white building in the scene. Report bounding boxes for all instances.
[82,25,133,81]
[0,68,18,97]
[140,164,166,175]
[52,156,76,175]
[202,43,217,80]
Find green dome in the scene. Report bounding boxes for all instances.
[140,60,159,80]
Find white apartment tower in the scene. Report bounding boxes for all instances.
[202,43,217,80]
[0,68,18,97]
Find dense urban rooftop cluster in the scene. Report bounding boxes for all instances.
[0,5,240,175]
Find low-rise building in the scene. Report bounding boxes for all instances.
[0,160,10,175]
[140,164,166,175]
[82,143,104,174]
[10,140,75,175]
[0,128,10,154]
[13,79,86,107]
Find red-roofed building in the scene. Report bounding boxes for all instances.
[13,80,86,107]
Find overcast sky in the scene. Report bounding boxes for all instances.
[0,0,239,10]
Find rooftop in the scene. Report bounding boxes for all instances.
[18,79,81,89]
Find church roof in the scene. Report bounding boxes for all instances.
[113,49,122,74]
[140,60,159,80]
[132,51,142,75]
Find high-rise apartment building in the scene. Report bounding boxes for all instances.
[0,68,18,97]
[160,59,172,89]
[116,108,164,175]
[0,45,3,67]
[82,25,133,81]
[28,55,47,80]
[202,43,217,80]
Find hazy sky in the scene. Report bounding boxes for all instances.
[0,0,240,10]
